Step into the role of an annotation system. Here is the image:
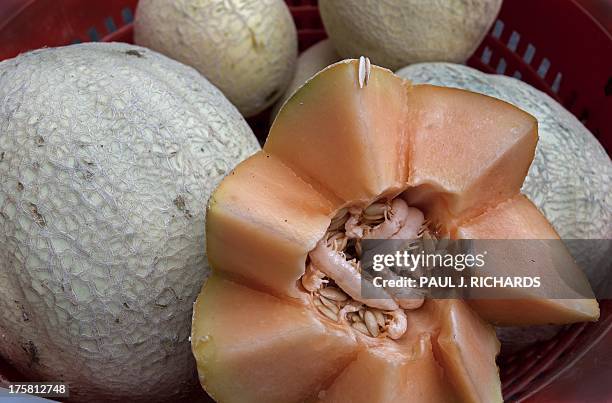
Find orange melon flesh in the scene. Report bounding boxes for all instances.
[206,151,334,297]
[192,275,358,403]
[456,194,599,325]
[320,335,455,403]
[404,300,502,402]
[193,276,502,403]
[430,300,502,403]
[266,61,409,203]
[404,85,538,226]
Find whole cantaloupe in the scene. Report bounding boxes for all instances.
[134,0,298,117]
[0,43,259,401]
[319,0,502,70]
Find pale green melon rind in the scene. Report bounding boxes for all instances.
[270,39,341,122]
[278,60,356,113]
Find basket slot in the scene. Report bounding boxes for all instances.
[495,57,507,74]
[121,6,134,24]
[507,30,520,52]
[522,43,536,65]
[551,72,563,93]
[480,46,493,65]
[491,19,505,39]
[104,16,117,34]
[536,57,550,80]
[86,27,100,42]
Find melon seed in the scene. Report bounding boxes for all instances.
[319,287,348,302]
[314,299,339,321]
[373,310,385,327]
[364,310,379,337]
[351,321,369,335]
[319,296,340,313]
[350,313,361,323]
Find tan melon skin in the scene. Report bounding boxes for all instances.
[135,0,297,117]
[319,0,502,70]
[193,60,599,402]
[0,43,260,402]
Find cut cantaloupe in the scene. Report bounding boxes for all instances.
[193,59,599,402]
[320,300,501,403]
[419,300,502,403]
[266,61,409,203]
[404,85,538,226]
[320,335,455,403]
[193,278,501,403]
[192,275,358,403]
[456,194,599,325]
[206,151,334,297]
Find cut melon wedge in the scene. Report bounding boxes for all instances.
[456,195,599,325]
[404,85,538,226]
[266,61,409,203]
[321,300,501,403]
[416,300,502,403]
[320,335,454,403]
[192,275,358,403]
[194,59,599,402]
[206,151,334,297]
[193,276,501,403]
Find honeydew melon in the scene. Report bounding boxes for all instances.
[135,0,298,117]
[0,42,259,401]
[192,60,599,402]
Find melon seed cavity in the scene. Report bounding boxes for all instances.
[301,196,445,340]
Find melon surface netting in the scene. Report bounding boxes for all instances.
[0,42,260,402]
[192,59,599,403]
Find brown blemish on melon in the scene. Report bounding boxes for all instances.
[21,341,39,367]
[173,195,193,219]
[27,203,45,227]
[124,50,144,58]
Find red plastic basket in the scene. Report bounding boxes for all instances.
[0,0,610,402]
